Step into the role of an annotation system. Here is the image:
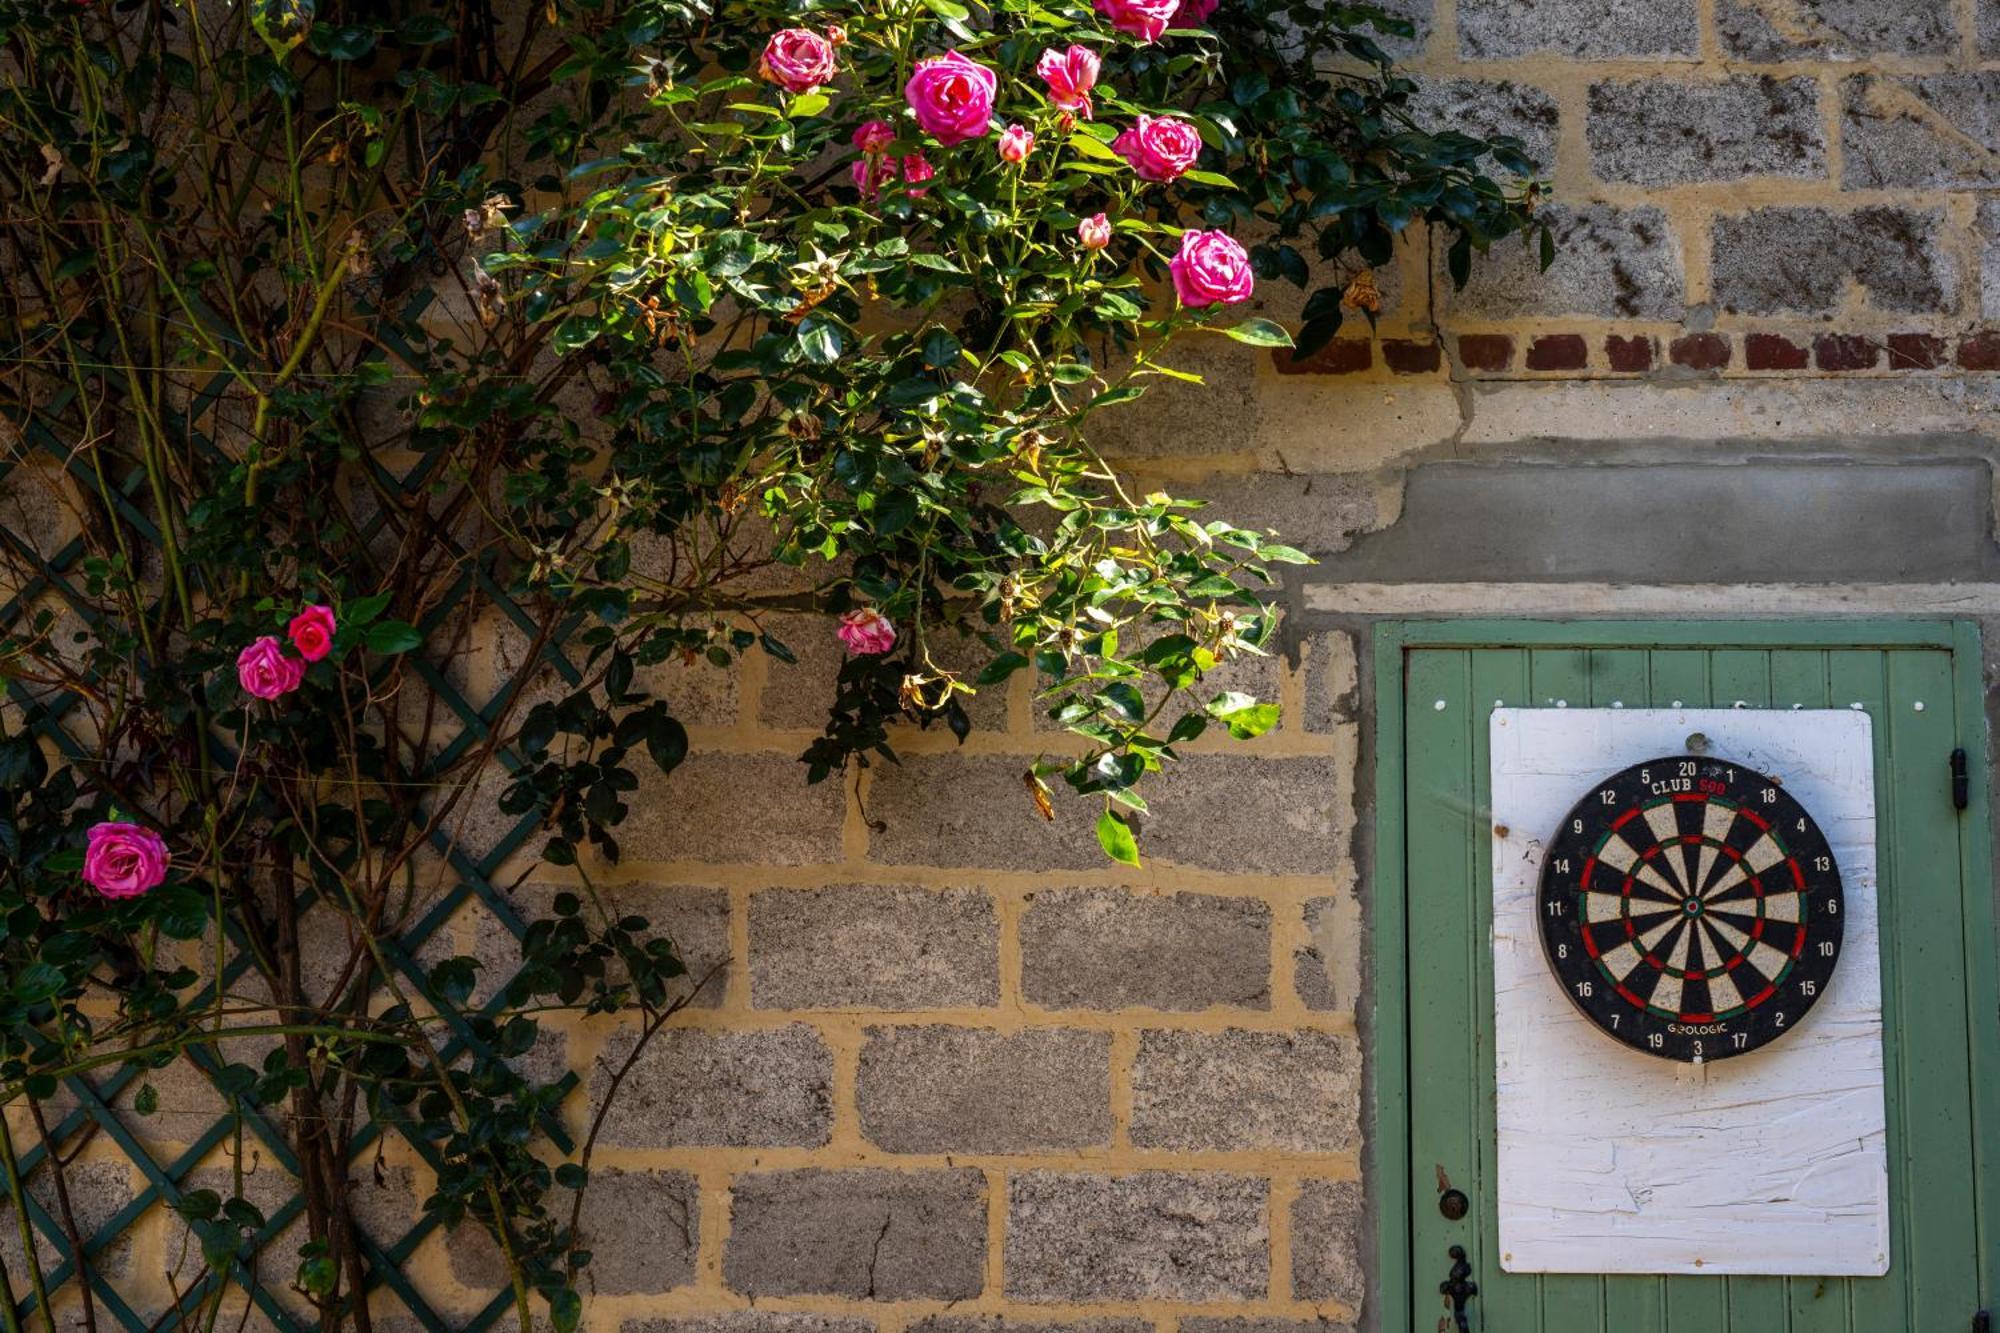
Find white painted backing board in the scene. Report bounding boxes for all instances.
[1490,708,1888,1276]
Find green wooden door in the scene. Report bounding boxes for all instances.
[1375,621,2000,1333]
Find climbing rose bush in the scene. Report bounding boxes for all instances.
[0,0,1542,1327]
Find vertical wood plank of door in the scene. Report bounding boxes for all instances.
[1646,648,1732,1332]
[1582,649,1669,1333]
[1830,651,1903,1333]
[1406,649,1477,1332]
[1709,651,1793,1333]
[1527,649,1605,1333]
[1472,650,1534,1331]
[1767,650,1852,1333]
[1887,649,1979,1330]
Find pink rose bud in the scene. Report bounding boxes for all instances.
[1169,228,1255,308]
[1171,0,1217,24]
[903,50,996,146]
[837,608,897,655]
[997,123,1035,164]
[826,23,847,45]
[83,821,170,899]
[900,153,935,195]
[759,28,837,94]
[1078,212,1112,250]
[1112,113,1202,182]
[853,119,896,154]
[237,634,307,700]
[1035,45,1101,118]
[287,604,337,662]
[851,155,891,198]
[1093,0,1179,41]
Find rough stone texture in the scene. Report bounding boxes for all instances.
[866,754,1102,870]
[0,1160,133,1280]
[471,881,731,1009]
[858,1026,1113,1152]
[590,1024,833,1147]
[1983,199,2000,322]
[1290,1180,1365,1305]
[622,751,846,865]
[1021,889,1272,1011]
[1409,78,1560,178]
[1717,0,1956,60]
[1458,0,1698,58]
[627,1317,877,1333]
[1448,206,1683,320]
[1843,74,2000,189]
[1294,897,1345,1012]
[454,1169,697,1295]
[1711,207,1954,315]
[1131,755,1348,876]
[750,885,999,1009]
[1005,1171,1270,1302]
[1184,1319,1353,1333]
[912,1320,1152,1333]
[1130,1029,1359,1152]
[1986,0,2000,56]
[724,1169,987,1300]
[1587,77,1824,185]
[1357,0,1432,59]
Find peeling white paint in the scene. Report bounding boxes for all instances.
[1490,708,1888,1276]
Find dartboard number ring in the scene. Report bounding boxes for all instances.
[1537,755,1843,1063]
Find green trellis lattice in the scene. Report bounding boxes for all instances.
[0,339,594,1330]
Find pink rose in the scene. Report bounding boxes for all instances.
[853,119,896,154]
[1171,0,1217,24]
[83,821,169,900]
[759,28,836,94]
[997,123,1035,164]
[1036,45,1100,118]
[1112,114,1202,181]
[900,153,935,195]
[903,50,996,147]
[288,604,336,662]
[838,608,897,655]
[237,635,306,700]
[1093,0,1179,41]
[1169,229,1254,308]
[1078,212,1112,250]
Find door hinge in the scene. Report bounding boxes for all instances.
[1952,747,1969,811]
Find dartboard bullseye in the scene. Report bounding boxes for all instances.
[1537,755,1843,1063]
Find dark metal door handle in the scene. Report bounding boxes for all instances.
[1439,1244,1478,1332]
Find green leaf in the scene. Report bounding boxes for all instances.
[1096,809,1141,866]
[344,592,392,625]
[365,621,423,655]
[1215,318,1293,348]
[548,1286,582,1333]
[1207,690,1280,739]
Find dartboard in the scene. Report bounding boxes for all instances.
[1537,755,1843,1063]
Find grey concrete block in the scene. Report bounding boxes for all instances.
[1290,1180,1365,1306]
[1458,0,1698,58]
[724,1169,987,1300]
[1712,207,1953,315]
[452,1168,697,1295]
[590,1024,833,1147]
[1587,77,1824,185]
[1020,889,1272,1011]
[1131,755,1348,877]
[1357,0,1432,59]
[1129,1029,1359,1152]
[864,754,1105,871]
[1985,0,2000,56]
[1160,473,1384,560]
[914,1321,1151,1333]
[1410,79,1560,179]
[627,1317,876,1333]
[1184,1320,1353,1333]
[1447,205,1683,320]
[1314,461,2000,584]
[1982,199,2000,322]
[1843,74,2000,190]
[760,614,1008,734]
[1004,1171,1269,1301]
[1,1160,132,1280]
[471,881,730,1009]
[857,1026,1113,1152]
[1301,633,1357,733]
[1294,897,1342,1012]
[750,885,999,1009]
[623,751,845,866]
[1717,0,1955,59]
